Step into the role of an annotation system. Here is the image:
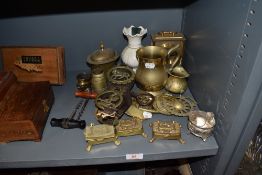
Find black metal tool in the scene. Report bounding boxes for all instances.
[50,99,89,129]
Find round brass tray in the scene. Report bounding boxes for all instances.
[153,93,197,116]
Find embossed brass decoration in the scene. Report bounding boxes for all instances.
[42,100,49,113]
[125,99,145,120]
[84,123,120,152]
[107,66,135,91]
[149,120,185,144]
[188,110,215,141]
[153,94,196,116]
[95,90,123,110]
[165,66,190,94]
[116,118,147,138]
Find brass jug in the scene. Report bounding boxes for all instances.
[165,66,190,94]
[135,46,169,92]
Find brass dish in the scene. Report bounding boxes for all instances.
[153,93,196,116]
[149,120,185,144]
[84,123,120,152]
[116,118,147,138]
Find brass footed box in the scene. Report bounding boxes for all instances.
[116,118,147,138]
[0,72,54,143]
[84,124,120,152]
[149,120,185,144]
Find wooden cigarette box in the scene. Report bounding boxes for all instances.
[0,46,65,85]
[0,72,54,143]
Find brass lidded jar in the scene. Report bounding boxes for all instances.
[135,46,168,92]
[87,42,119,73]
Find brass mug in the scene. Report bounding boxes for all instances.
[135,46,168,91]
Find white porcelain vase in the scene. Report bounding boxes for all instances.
[121,25,147,70]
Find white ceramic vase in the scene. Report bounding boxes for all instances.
[121,25,147,70]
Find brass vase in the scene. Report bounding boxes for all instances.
[135,46,168,92]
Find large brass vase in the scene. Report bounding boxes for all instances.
[135,46,168,91]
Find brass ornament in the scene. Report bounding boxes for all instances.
[116,118,147,138]
[95,90,123,110]
[149,120,185,144]
[153,93,196,116]
[84,123,120,152]
[107,66,135,85]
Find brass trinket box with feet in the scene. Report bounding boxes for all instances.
[116,118,147,138]
[149,120,185,144]
[84,123,120,152]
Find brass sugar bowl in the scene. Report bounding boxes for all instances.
[87,42,119,74]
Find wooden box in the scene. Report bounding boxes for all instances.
[0,72,54,143]
[0,46,65,85]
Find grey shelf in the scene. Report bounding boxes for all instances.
[0,71,218,169]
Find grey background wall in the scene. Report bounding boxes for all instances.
[0,9,183,72]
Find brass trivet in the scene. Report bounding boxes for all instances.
[153,94,196,116]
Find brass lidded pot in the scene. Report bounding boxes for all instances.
[135,46,168,92]
[87,42,119,73]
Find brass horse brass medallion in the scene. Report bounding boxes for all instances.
[116,118,147,138]
[95,90,123,110]
[84,123,120,152]
[149,120,185,144]
[153,94,196,116]
[107,66,135,85]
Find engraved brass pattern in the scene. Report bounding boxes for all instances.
[153,94,196,116]
[42,100,49,113]
[149,120,185,144]
[107,66,135,85]
[95,90,123,110]
[84,123,120,152]
[116,118,147,138]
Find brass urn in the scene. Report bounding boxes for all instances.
[135,46,168,92]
